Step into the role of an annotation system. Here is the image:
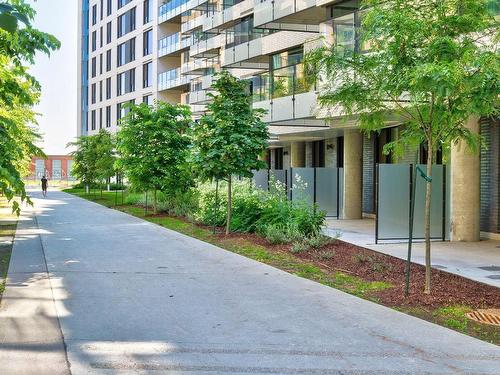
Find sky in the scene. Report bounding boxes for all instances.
[29,0,78,155]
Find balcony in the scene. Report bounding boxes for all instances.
[158,68,192,90]
[159,0,209,23]
[254,0,322,31]
[158,32,191,57]
[181,57,219,75]
[202,0,253,32]
[181,13,205,33]
[250,62,318,123]
[190,34,224,58]
[222,31,316,69]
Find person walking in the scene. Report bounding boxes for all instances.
[41,175,48,197]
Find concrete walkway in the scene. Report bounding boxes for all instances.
[0,191,499,375]
[325,219,500,288]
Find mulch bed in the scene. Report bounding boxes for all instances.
[213,231,499,310]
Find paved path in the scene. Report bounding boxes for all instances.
[325,219,500,288]
[1,191,499,375]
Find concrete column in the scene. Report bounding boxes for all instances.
[450,116,480,241]
[290,142,305,167]
[343,130,363,219]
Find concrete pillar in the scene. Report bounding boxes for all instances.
[450,116,480,241]
[343,130,363,219]
[290,142,305,167]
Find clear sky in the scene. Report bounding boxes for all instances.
[29,0,78,155]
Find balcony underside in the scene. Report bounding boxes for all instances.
[254,0,327,31]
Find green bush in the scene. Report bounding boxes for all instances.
[261,222,303,244]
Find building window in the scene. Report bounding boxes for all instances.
[107,0,112,16]
[118,0,132,9]
[106,77,112,99]
[143,0,152,24]
[117,100,134,121]
[99,80,103,101]
[117,68,135,96]
[117,7,136,38]
[100,26,103,48]
[143,94,153,105]
[117,37,135,66]
[99,53,103,74]
[91,83,96,104]
[106,21,112,44]
[99,108,103,129]
[91,57,96,77]
[106,106,111,127]
[143,29,152,56]
[106,49,112,71]
[91,110,96,130]
[143,61,152,88]
[100,0,104,20]
[91,30,97,51]
[92,4,97,25]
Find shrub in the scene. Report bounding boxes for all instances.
[306,234,333,249]
[316,250,335,260]
[262,223,303,245]
[291,241,310,254]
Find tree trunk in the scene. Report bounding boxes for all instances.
[424,141,433,294]
[213,179,219,235]
[153,189,157,215]
[226,176,232,235]
[85,184,89,194]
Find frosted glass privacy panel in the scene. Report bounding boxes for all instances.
[413,165,444,239]
[252,170,268,191]
[291,168,314,206]
[316,168,339,217]
[377,164,410,239]
[269,169,286,193]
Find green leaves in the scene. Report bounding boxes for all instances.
[192,71,269,182]
[307,0,499,151]
[116,102,194,195]
[0,1,59,214]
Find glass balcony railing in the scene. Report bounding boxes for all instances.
[159,0,189,22]
[158,32,191,56]
[158,68,191,90]
[249,63,316,102]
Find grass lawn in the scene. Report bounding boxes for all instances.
[64,188,500,345]
[0,199,17,299]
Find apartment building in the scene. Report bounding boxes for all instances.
[77,0,499,240]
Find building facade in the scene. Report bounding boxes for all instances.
[29,155,75,180]
[77,0,499,239]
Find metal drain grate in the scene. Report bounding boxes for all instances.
[466,309,500,326]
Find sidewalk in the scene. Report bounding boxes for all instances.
[0,191,499,374]
[324,218,500,288]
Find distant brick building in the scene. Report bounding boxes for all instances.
[29,155,74,180]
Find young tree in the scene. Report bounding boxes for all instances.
[94,129,116,193]
[0,0,59,214]
[68,136,98,194]
[192,71,269,234]
[116,102,193,214]
[306,0,499,293]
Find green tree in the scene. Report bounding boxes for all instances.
[192,71,269,234]
[116,102,193,214]
[68,136,98,194]
[306,0,499,293]
[94,129,116,192]
[0,0,60,214]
